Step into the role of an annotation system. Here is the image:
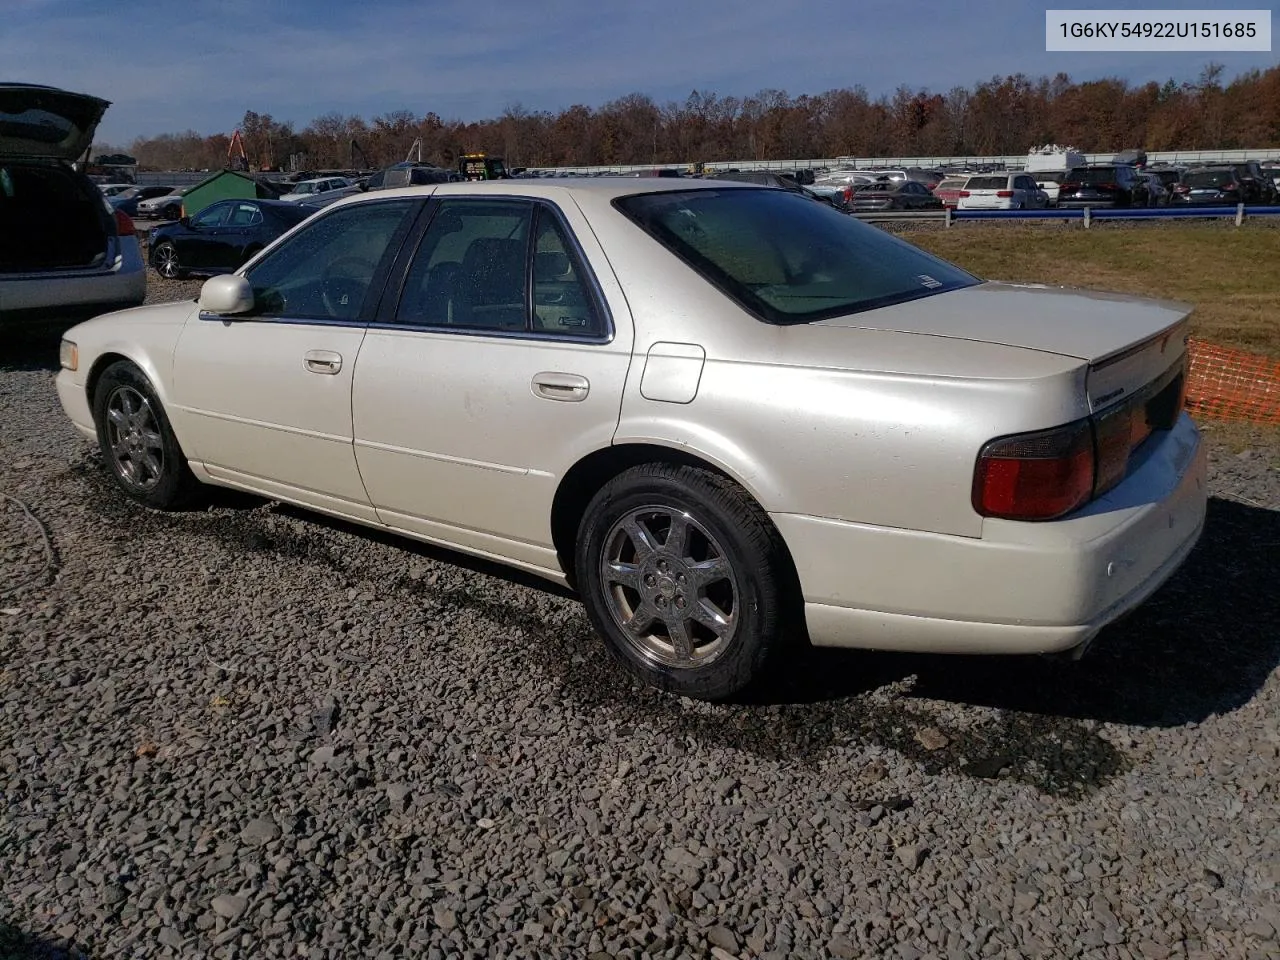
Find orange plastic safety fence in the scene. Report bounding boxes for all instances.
[1185,337,1280,425]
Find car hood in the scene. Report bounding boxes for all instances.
[812,281,1190,364]
[0,84,110,161]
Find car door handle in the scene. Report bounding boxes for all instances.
[531,372,589,402]
[304,350,342,375]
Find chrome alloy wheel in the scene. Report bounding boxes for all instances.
[599,506,739,668]
[104,385,165,491]
[155,243,180,279]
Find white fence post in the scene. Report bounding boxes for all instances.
[1083,206,1091,230]
[945,207,952,228]
[1236,203,1245,227]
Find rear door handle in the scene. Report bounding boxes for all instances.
[304,350,342,375]
[531,372,589,402]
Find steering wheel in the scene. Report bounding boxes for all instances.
[320,257,376,318]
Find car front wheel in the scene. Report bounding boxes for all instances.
[92,361,204,510]
[575,463,795,701]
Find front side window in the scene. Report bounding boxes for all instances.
[614,188,978,324]
[242,200,417,322]
[190,203,229,228]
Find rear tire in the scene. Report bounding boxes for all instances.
[92,361,204,510]
[574,463,796,701]
[153,241,185,280]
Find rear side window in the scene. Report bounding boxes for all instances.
[614,188,978,325]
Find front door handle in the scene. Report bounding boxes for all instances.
[531,372,589,402]
[304,350,342,375]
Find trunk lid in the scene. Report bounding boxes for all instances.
[813,280,1191,412]
[0,84,110,161]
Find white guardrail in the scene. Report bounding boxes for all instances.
[530,148,1280,175]
[854,204,1280,226]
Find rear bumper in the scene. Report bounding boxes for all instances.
[0,238,145,323]
[775,413,1207,655]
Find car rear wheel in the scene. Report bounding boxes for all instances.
[153,241,185,280]
[575,463,794,701]
[92,361,204,510]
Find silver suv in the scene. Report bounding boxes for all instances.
[1,84,146,326]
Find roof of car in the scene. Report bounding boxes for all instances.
[328,176,759,209]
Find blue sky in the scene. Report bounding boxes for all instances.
[6,0,1277,146]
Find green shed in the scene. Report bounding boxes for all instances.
[178,170,285,218]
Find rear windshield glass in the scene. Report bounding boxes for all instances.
[613,188,978,325]
[1034,172,1065,183]
[1185,170,1233,188]
[937,179,966,190]
[964,176,1008,190]
[1069,167,1119,184]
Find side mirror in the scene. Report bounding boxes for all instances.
[199,275,255,316]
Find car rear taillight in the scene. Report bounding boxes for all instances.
[114,209,136,237]
[996,190,1014,197]
[975,359,1186,522]
[958,190,970,198]
[1223,182,1239,192]
[843,186,853,202]
[1174,183,1190,193]
[1059,182,1078,193]
[973,421,1095,521]
[1097,182,1120,191]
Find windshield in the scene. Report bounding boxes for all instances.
[1185,170,1234,188]
[614,188,978,325]
[290,183,317,195]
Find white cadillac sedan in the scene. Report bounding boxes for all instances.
[55,179,1207,701]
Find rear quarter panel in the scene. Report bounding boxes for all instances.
[574,193,1087,538]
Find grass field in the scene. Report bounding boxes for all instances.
[899,221,1280,358]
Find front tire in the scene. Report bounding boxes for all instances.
[575,463,795,701]
[92,361,204,510]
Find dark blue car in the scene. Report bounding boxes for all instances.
[148,198,312,279]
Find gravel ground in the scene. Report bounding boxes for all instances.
[2,278,1279,960]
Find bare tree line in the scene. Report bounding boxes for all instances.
[108,65,1280,172]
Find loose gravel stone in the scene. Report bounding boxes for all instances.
[1,288,1278,959]
[210,895,247,920]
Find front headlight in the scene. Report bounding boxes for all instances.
[59,339,78,371]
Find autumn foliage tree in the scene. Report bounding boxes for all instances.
[115,65,1280,172]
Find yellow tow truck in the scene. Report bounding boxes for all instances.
[458,153,509,181]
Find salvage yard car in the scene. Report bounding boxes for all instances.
[1,83,146,324]
[957,173,1049,210]
[54,179,1207,700]
[148,198,313,279]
